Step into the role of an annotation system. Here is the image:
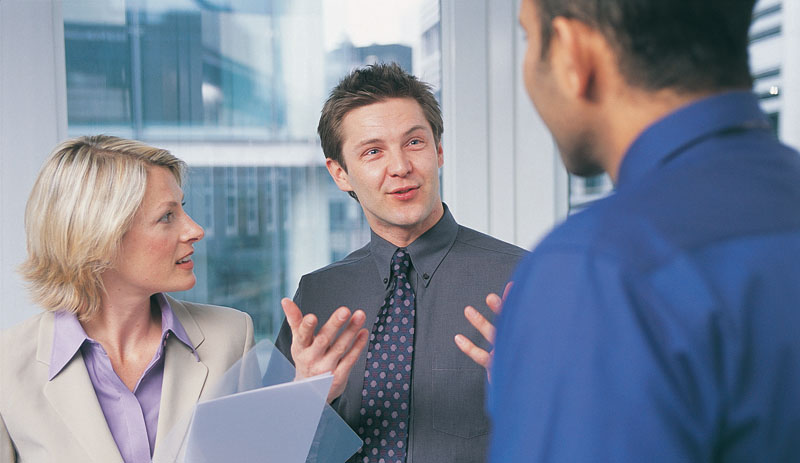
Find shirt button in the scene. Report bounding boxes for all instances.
[383,278,388,284]
[422,273,430,280]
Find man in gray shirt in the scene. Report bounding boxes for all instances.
[275,63,525,463]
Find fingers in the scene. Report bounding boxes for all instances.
[486,292,503,315]
[325,309,366,361]
[336,327,369,377]
[502,281,513,301]
[296,314,318,349]
[288,302,366,389]
[454,334,491,369]
[283,298,318,349]
[464,305,496,344]
[328,327,369,402]
[281,298,303,331]
[484,281,513,316]
[312,306,352,351]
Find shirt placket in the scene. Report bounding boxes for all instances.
[86,339,162,463]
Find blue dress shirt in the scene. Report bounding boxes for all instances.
[489,91,800,462]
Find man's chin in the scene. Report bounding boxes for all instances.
[567,162,606,178]
[559,141,605,178]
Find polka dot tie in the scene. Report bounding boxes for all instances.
[353,248,416,463]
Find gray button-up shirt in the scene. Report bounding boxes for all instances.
[276,205,526,463]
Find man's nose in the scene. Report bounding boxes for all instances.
[386,149,412,176]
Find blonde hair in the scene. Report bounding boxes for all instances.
[20,135,186,320]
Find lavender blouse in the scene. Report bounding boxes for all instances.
[49,293,197,463]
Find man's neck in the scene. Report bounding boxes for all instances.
[369,204,445,248]
[81,294,161,360]
[603,87,717,182]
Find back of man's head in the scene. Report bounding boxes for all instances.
[318,63,443,173]
[534,0,756,93]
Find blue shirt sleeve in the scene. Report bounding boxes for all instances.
[488,247,720,462]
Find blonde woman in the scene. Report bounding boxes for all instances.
[0,136,254,462]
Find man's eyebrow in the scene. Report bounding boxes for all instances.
[354,138,383,149]
[403,125,427,137]
[353,126,428,149]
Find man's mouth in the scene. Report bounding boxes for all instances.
[391,186,418,195]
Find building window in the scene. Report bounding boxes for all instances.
[245,168,259,236]
[752,3,782,21]
[63,0,440,341]
[750,25,782,43]
[224,167,239,237]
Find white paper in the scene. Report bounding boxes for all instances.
[184,373,334,463]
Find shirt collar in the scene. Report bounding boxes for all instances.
[617,91,771,189]
[370,203,459,288]
[49,310,91,380]
[154,293,197,361]
[49,293,197,380]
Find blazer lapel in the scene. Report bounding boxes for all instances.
[152,299,209,462]
[38,315,123,463]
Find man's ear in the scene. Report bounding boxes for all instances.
[549,17,605,102]
[437,142,444,168]
[326,158,354,193]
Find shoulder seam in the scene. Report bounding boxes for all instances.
[455,239,528,257]
[305,251,373,276]
[454,228,527,257]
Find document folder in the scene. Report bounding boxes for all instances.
[161,339,362,463]
[184,374,334,463]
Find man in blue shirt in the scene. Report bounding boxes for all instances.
[489,0,800,461]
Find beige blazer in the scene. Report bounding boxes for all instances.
[0,296,254,463]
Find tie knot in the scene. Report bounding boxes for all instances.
[391,248,412,280]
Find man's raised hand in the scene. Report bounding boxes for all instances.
[282,298,369,403]
[454,282,512,381]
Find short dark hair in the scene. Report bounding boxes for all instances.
[318,62,443,174]
[533,0,756,92]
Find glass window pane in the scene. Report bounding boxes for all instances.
[63,0,441,341]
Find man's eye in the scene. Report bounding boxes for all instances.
[366,148,380,155]
[409,139,423,146]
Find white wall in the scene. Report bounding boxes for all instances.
[780,0,800,150]
[440,0,567,249]
[749,0,800,151]
[1,0,69,329]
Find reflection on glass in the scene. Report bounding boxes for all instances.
[63,0,440,341]
[179,165,370,341]
[65,0,297,141]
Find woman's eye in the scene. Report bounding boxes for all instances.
[159,212,174,223]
